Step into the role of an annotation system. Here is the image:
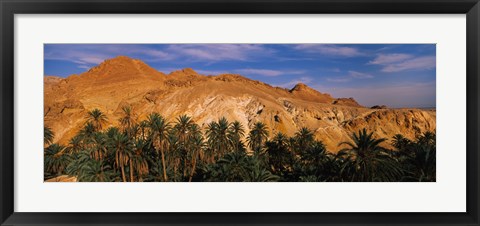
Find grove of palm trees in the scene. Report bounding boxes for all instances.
[44,107,436,182]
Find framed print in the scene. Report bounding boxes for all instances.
[1,0,479,225]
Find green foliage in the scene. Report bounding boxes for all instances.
[44,143,70,179]
[264,132,295,180]
[393,132,436,182]
[199,151,279,182]
[247,122,269,154]
[45,109,436,182]
[85,108,108,131]
[337,129,403,182]
[77,160,116,182]
[44,126,54,145]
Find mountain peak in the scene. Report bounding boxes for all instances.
[82,56,165,80]
[290,83,310,92]
[181,68,197,74]
[107,55,135,62]
[332,98,363,108]
[289,83,334,103]
[95,56,140,69]
[169,68,199,76]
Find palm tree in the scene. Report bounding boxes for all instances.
[266,132,293,175]
[416,131,436,147]
[174,115,194,144]
[205,117,232,160]
[130,139,149,182]
[167,131,182,181]
[245,166,280,182]
[243,153,279,182]
[401,132,436,182]
[205,121,219,162]
[119,106,136,134]
[44,126,54,145]
[139,120,148,141]
[289,140,334,182]
[392,134,411,151]
[128,124,141,139]
[79,122,97,144]
[228,121,245,153]
[410,142,436,181]
[301,141,327,165]
[247,122,269,154]
[209,151,250,182]
[91,132,108,161]
[202,151,279,182]
[77,160,114,182]
[272,132,289,147]
[108,131,133,182]
[65,150,92,178]
[66,135,83,154]
[105,126,120,138]
[147,113,171,181]
[173,115,195,178]
[188,125,204,182]
[337,129,402,182]
[44,144,70,178]
[86,108,108,131]
[294,127,315,152]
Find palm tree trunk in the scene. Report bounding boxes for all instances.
[183,155,188,178]
[115,153,119,171]
[189,150,197,182]
[121,165,127,182]
[129,158,134,182]
[160,149,167,181]
[174,161,178,181]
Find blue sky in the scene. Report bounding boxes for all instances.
[44,44,436,108]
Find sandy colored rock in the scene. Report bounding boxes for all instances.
[45,175,77,182]
[332,98,363,108]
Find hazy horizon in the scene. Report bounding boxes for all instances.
[44,44,436,108]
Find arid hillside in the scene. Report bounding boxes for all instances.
[44,56,436,152]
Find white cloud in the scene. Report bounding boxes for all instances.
[77,65,91,70]
[326,70,373,83]
[234,68,305,77]
[367,53,436,73]
[326,77,351,82]
[45,50,110,65]
[166,44,270,62]
[293,44,363,57]
[44,44,172,66]
[135,49,171,59]
[381,56,436,72]
[368,53,413,65]
[234,69,283,77]
[155,67,305,77]
[73,57,105,65]
[348,70,373,79]
[100,45,172,60]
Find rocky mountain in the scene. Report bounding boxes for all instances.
[44,56,436,152]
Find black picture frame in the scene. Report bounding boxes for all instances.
[1,0,479,225]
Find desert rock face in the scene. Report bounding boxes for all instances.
[332,98,363,108]
[44,56,436,152]
[45,175,77,182]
